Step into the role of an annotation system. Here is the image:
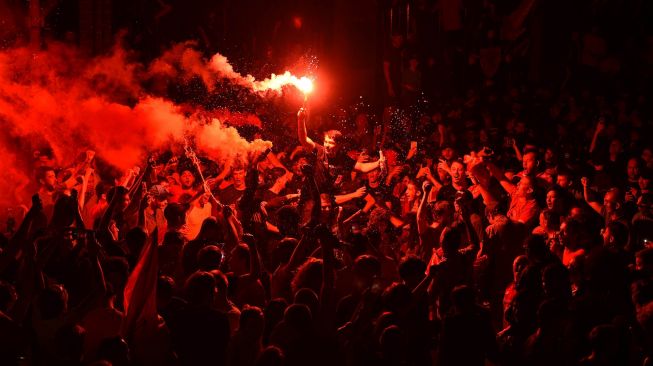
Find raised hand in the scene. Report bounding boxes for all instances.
[595,119,606,133]
[437,159,451,174]
[352,186,367,199]
[422,180,433,192]
[297,107,308,123]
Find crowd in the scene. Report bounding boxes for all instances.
[1,78,653,366]
[1,1,653,365]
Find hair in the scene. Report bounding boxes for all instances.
[353,255,382,279]
[294,288,319,317]
[37,284,68,320]
[106,186,128,205]
[239,306,264,332]
[451,285,476,312]
[398,256,427,282]
[291,258,323,295]
[164,203,187,228]
[272,237,297,269]
[197,245,224,271]
[382,283,412,313]
[276,205,300,237]
[157,275,175,303]
[606,220,629,249]
[542,263,571,299]
[636,247,653,270]
[255,346,285,366]
[126,227,148,258]
[524,234,550,262]
[210,270,229,297]
[231,244,251,270]
[95,181,113,199]
[35,166,55,182]
[49,195,77,229]
[283,303,312,329]
[324,129,344,145]
[541,209,561,231]
[263,298,288,344]
[441,226,462,256]
[184,271,216,305]
[196,217,225,242]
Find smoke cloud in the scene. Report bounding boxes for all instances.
[0,39,308,205]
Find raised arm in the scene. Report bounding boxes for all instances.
[354,159,382,173]
[0,195,44,274]
[297,108,316,150]
[242,233,261,280]
[510,138,523,162]
[78,167,94,209]
[485,161,516,194]
[417,181,433,236]
[456,197,480,251]
[207,157,232,190]
[581,177,603,214]
[589,119,605,154]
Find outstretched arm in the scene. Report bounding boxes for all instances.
[417,181,432,236]
[297,108,316,151]
[589,119,605,154]
[581,177,603,214]
[243,233,261,280]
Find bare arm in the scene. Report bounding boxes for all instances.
[208,158,232,190]
[243,234,261,280]
[297,108,316,150]
[510,138,523,161]
[417,182,433,236]
[581,177,603,214]
[354,160,381,173]
[334,187,367,205]
[589,120,605,154]
[78,168,93,209]
[485,161,516,194]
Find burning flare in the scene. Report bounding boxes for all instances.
[209,54,314,96]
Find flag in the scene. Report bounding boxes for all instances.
[122,228,159,346]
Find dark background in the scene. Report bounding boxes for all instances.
[2,0,653,106]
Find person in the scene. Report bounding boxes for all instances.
[169,169,199,204]
[168,271,230,365]
[437,285,498,366]
[507,176,541,228]
[36,166,59,219]
[436,160,472,203]
[143,184,171,243]
[2,9,653,366]
[219,166,248,207]
[297,108,382,197]
[228,306,264,366]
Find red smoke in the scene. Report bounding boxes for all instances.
[0,39,312,206]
